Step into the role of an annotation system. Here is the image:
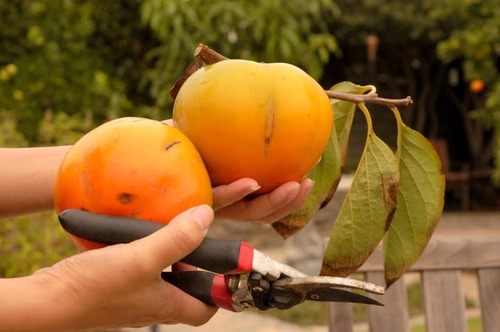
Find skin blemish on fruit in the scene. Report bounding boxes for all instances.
[118,192,135,204]
[263,94,276,154]
[165,141,181,151]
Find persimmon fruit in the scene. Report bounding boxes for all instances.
[53,117,213,251]
[173,59,333,193]
[469,79,485,94]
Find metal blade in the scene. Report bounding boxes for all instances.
[252,250,308,280]
[273,276,384,306]
[305,286,382,305]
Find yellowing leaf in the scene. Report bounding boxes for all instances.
[383,108,445,287]
[321,104,399,277]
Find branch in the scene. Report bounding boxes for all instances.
[192,44,413,108]
[326,91,413,108]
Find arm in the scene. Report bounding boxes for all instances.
[0,146,71,217]
[0,205,216,331]
[0,146,312,222]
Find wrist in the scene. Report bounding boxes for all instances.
[0,272,88,332]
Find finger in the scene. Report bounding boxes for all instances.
[162,119,174,126]
[215,181,302,222]
[162,285,218,326]
[172,262,198,272]
[212,178,260,211]
[130,204,214,272]
[260,178,314,223]
[158,285,218,326]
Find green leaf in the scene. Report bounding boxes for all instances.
[321,104,399,277]
[272,83,375,238]
[273,134,341,238]
[330,82,375,165]
[383,108,445,287]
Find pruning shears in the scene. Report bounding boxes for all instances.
[58,209,385,312]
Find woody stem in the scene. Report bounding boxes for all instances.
[325,91,413,107]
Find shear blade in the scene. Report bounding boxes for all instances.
[305,287,382,306]
[273,276,384,306]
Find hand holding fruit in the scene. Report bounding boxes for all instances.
[212,177,314,224]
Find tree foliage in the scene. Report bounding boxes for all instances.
[141,0,341,109]
[331,0,472,131]
[436,0,500,182]
[1,0,341,146]
[0,0,155,145]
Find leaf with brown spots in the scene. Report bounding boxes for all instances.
[383,108,445,287]
[321,103,399,277]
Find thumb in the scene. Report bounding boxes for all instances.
[132,204,214,272]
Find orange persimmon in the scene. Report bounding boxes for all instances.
[173,59,333,194]
[469,79,485,94]
[54,117,213,250]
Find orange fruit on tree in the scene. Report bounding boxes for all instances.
[54,117,213,250]
[469,79,485,94]
[173,59,333,194]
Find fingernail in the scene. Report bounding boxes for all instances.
[245,185,261,195]
[190,204,214,230]
[285,183,301,204]
[307,179,315,191]
[307,180,315,195]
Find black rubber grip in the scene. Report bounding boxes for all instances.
[161,271,217,307]
[182,238,244,273]
[58,209,246,273]
[58,209,163,244]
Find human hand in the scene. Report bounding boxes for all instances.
[213,178,314,224]
[28,205,216,331]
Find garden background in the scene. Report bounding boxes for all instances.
[1,2,498,328]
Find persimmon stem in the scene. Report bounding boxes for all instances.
[194,44,228,65]
[326,91,413,107]
[193,43,413,108]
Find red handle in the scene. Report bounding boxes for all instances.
[161,271,236,311]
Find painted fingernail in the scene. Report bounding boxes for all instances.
[190,204,214,230]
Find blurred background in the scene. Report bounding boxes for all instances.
[0,1,498,329]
